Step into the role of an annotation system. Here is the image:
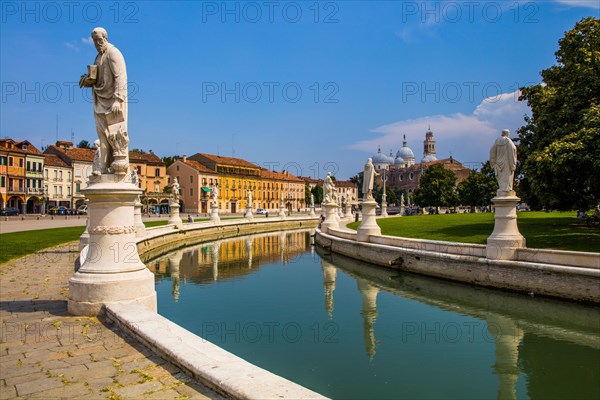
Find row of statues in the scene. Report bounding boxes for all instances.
[360,129,517,200]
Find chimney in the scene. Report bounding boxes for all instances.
[182,155,187,162]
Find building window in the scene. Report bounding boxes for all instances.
[19,159,24,167]
[75,168,81,177]
[409,173,414,180]
[26,161,31,171]
[0,156,6,165]
[8,157,13,166]
[190,175,193,183]
[75,183,81,193]
[0,176,4,187]
[68,171,71,181]
[190,188,193,196]
[67,186,71,195]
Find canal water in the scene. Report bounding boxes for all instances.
[146,230,600,399]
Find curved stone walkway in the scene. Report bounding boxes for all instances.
[0,242,223,399]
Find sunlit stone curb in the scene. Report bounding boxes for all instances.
[106,303,328,400]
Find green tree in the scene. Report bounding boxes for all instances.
[311,185,323,205]
[517,17,600,210]
[305,186,312,206]
[77,140,92,149]
[457,161,498,211]
[413,164,459,212]
[162,155,181,167]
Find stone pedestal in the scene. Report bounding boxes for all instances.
[79,216,90,252]
[345,205,353,219]
[321,202,339,232]
[168,200,183,228]
[357,200,381,242]
[487,192,526,260]
[210,202,220,223]
[244,207,253,221]
[68,174,157,316]
[278,207,287,218]
[400,205,405,217]
[134,197,146,238]
[309,206,316,217]
[381,201,388,217]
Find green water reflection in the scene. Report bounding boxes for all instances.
[147,230,600,399]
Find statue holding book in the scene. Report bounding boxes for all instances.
[79,27,129,175]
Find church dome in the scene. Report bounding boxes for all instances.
[394,155,406,165]
[372,147,389,164]
[421,154,437,163]
[399,143,415,161]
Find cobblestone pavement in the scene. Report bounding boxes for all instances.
[0,242,223,399]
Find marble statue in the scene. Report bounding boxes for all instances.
[171,177,180,201]
[311,193,315,207]
[130,166,139,185]
[362,158,379,201]
[212,185,219,202]
[248,190,252,206]
[79,27,129,175]
[91,139,102,176]
[400,193,405,207]
[324,172,337,204]
[490,129,517,193]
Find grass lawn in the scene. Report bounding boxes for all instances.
[0,220,169,265]
[346,211,600,253]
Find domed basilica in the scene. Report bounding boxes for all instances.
[369,127,470,195]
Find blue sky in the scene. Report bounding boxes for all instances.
[1,1,598,179]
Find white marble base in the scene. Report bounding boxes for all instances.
[245,207,253,221]
[278,208,287,218]
[309,207,316,217]
[321,202,339,232]
[134,198,146,238]
[357,200,381,242]
[210,203,220,223]
[68,174,157,316]
[381,202,388,217]
[168,201,183,228]
[487,193,526,260]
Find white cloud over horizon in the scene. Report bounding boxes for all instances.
[81,37,94,45]
[553,0,600,10]
[349,90,531,166]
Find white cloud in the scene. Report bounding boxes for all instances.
[63,41,79,52]
[349,90,531,165]
[81,37,94,45]
[553,0,600,9]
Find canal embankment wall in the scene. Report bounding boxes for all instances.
[316,226,600,305]
[102,216,326,400]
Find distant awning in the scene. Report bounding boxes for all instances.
[201,187,211,192]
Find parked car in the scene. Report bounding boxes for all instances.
[256,208,267,215]
[78,205,88,215]
[0,207,19,216]
[49,206,68,215]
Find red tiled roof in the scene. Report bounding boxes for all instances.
[129,151,164,165]
[189,153,260,169]
[335,180,358,188]
[183,159,215,174]
[44,145,94,162]
[259,168,303,182]
[44,154,70,168]
[0,138,42,155]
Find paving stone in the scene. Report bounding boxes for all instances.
[144,388,182,399]
[175,381,223,400]
[15,376,63,396]
[113,380,163,398]
[4,371,48,387]
[84,376,114,391]
[121,356,157,373]
[0,386,17,400]
[30,382,90,398]
[48,363,88,381]
[63,354,92,365]
[0,363,41,380]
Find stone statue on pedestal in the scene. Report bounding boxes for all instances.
[490,129,517,194]
[324,172,337,204]
[212,185,219,203]
[362,158,379,201]
[248,190,252,206]
[79,27,129,175]
[171,177,180,202]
